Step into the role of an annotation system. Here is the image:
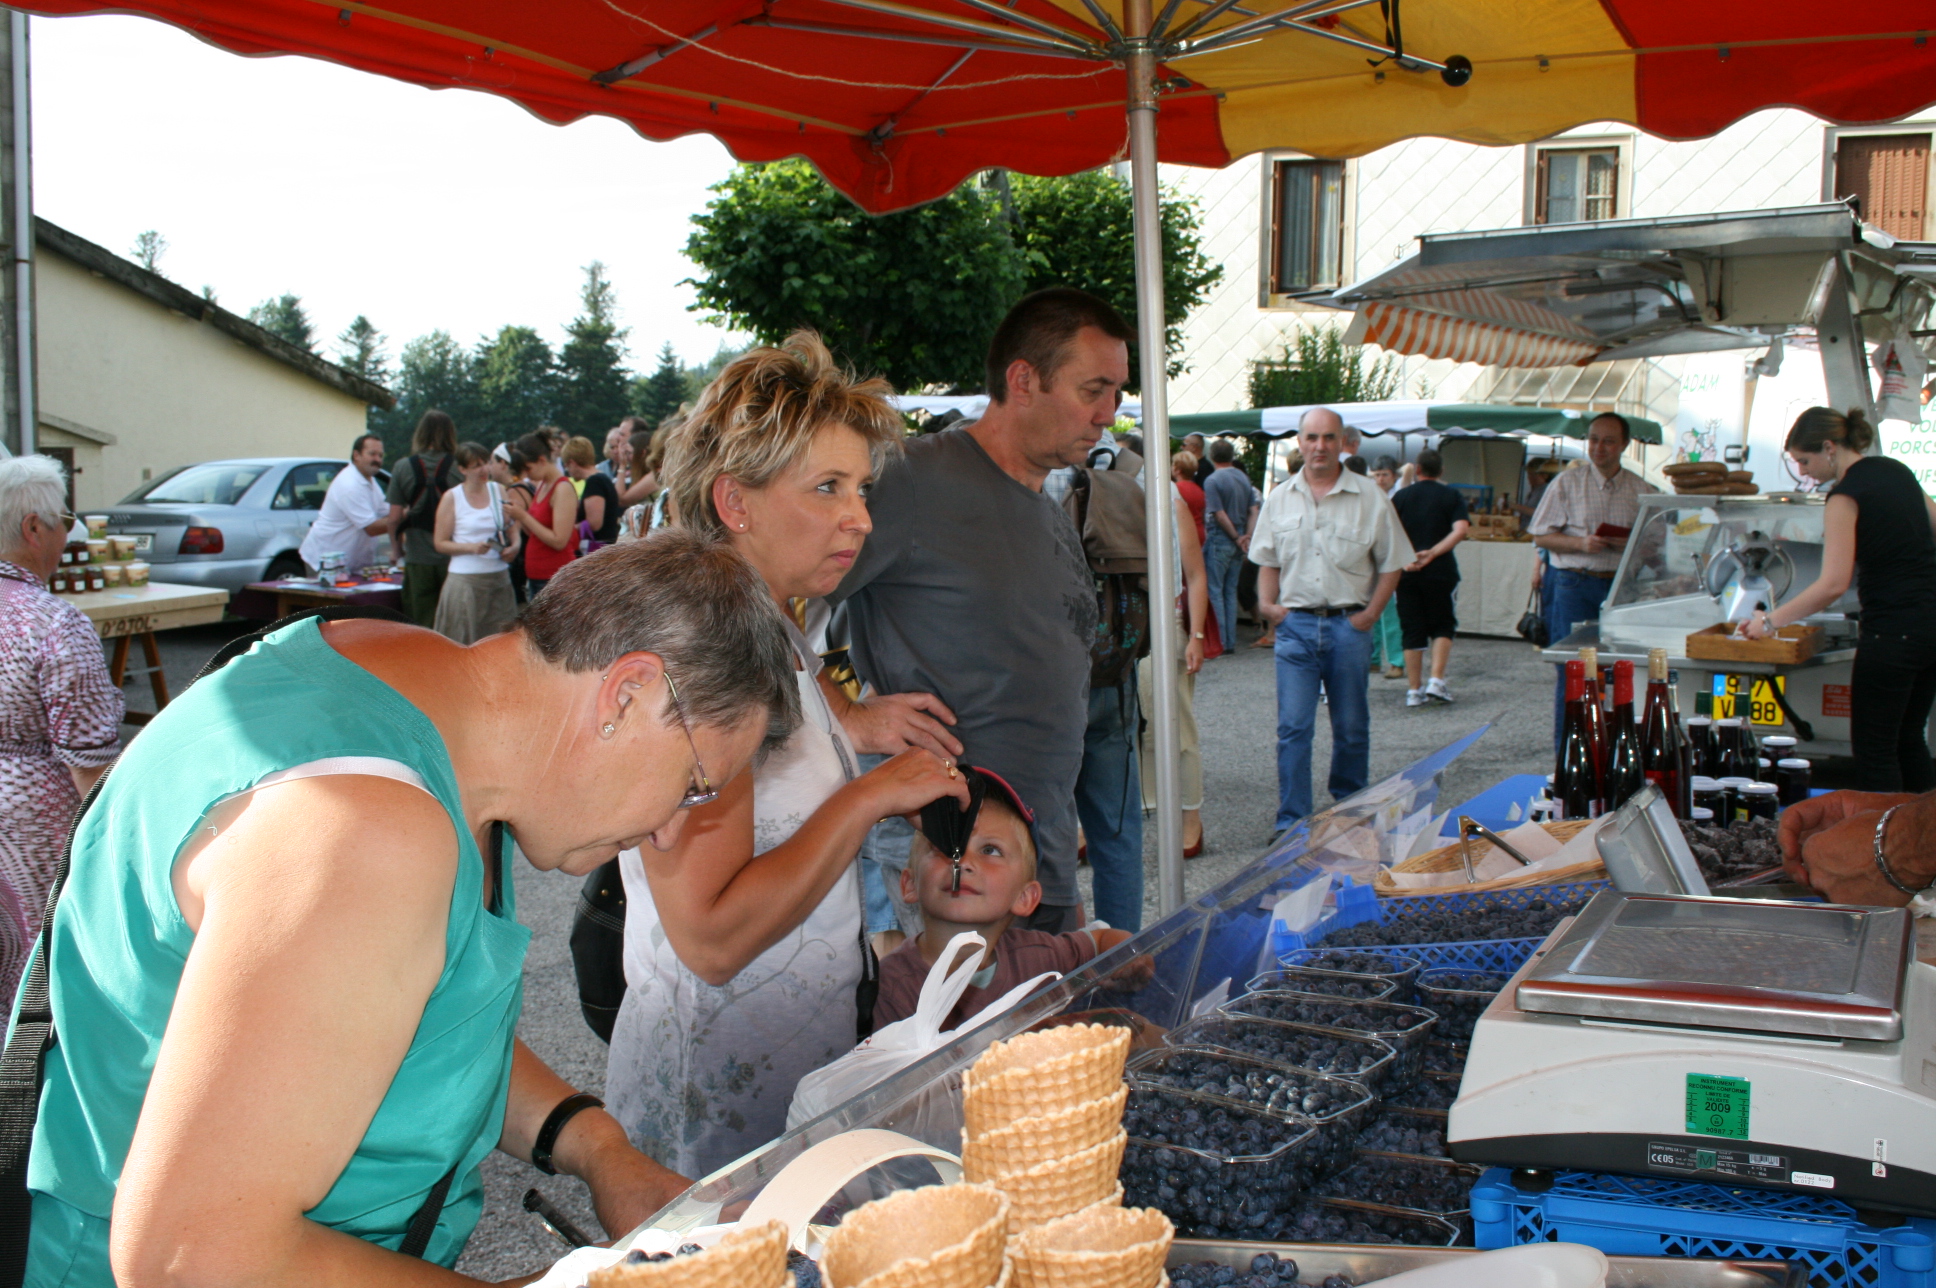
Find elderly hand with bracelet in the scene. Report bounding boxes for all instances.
[1778,787,1935,905]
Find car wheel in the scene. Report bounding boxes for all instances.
[265,553,306,582]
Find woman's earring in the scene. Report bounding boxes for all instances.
[601,722,616,737]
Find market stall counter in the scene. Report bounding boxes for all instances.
[64,580,229,723]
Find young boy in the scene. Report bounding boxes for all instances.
[872,768,1132,1030]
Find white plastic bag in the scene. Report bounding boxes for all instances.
[785,931,1058,1135]
[1873,331,1927,425]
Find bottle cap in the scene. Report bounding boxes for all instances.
[1564,658,1585,701]
[1687,715,1712,726]
[1717,776,1755,788]
[1691,776,1719,789]
[1690,807,1713,822]
[1715,717,1743,728]
[1762,736,1798,750]
[1777,757,1811,769]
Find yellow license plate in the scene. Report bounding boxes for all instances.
[1711,674,1787,726]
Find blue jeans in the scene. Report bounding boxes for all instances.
[1273,612,1373,830]
[1205,530,1243,651]
[855,753,917,936]
[1546,567,1613,750]
[1077,676,1144,932]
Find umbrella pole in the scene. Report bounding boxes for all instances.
[1124,0,1184,919]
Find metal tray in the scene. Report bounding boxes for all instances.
[1596,784,1710,896]
[1166,1239,1804,1287]
[1517,890,1911,1040]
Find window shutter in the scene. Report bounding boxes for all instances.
[1534,151,1551,224]
[1837,133,1931,239]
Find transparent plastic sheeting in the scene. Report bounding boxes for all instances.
[632,725,1492,1239]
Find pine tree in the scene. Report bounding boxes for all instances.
[372,330,478,456]
[130,230,167,273]
[335,316,390,385]
[474,325,557,446]
[554,262,632,440]
[247,294,316,353]
[632,342,688,427]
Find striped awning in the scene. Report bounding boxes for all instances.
[1344,293,1604,368]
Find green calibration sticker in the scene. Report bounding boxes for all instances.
[1686,1073,1750,1140]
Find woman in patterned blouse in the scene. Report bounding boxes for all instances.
[0,454,122,953]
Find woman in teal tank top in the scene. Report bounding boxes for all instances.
[18,530,799,1286]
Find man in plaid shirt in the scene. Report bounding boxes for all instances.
[1528,412,1659,748]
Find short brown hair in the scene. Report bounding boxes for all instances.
[984,287,1133,403]
[1786,405,1875,455]
[453,441,492,469]
[562,436,599,469]
[662,331,903,539]
[520,529,800,756]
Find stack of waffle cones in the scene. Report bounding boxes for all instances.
[588,1220,790,1288]
[1009,1204,1173,1288]
[821,1182,1010,1288]
[961,1024,1132,1237]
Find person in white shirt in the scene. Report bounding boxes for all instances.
[1248,407,1414,837]
[298,434,390,576]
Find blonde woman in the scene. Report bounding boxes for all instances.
[430,442,520,644]
[604,332,969,1178]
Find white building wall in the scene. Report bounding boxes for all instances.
[1164,108,1848,416]
[35,251,370,510]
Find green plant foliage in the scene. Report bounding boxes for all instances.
[374,330,478,457]
[1249,325,1401,410]
[681,341,751,405]
[474,325,558,446]
[335,315,390,385]
[684,159,1026,391]
[1008,170,1222,386]
[633,342,690,427]
[247,293,316,354]
[555,262,634,440]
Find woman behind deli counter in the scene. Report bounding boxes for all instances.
[10,531,800,1286]
[1742,406,1936,792]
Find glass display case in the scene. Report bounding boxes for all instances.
[625,727,1490,1242]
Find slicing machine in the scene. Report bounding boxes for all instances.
[1449,890,1936,1214]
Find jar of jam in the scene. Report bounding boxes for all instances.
[1741,782,1780,821]
[1691,776,1722,820]
[1775,757,1812,806]
[49,568,67,594]
[85,565,105,592]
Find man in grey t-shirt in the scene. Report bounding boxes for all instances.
[832,288,1133,931]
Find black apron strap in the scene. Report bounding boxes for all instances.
[398,1165,459,1260]
[0,602,413,1285]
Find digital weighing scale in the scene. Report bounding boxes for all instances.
[1448,890,1936,1214]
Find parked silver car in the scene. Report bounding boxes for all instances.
[103,457,384,592]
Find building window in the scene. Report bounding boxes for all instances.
[1270,158,1346,293]
[1834,132,1929,239]
[1534,147,1619,224]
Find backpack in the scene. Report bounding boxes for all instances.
[396,454,457,534]
[1061,447,1151,690]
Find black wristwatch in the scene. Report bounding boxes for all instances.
[532,1092,605,1176]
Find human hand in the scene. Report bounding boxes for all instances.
[1259,602,1288,628]
[573,1120,692,1246]
[861,747,974,820]
[843,690,962,758]
[473,541,494,556]
[1404,551,1433,573]
[1737,611,1772,641]
[1347,607,1378,633]
[1236,534,1250,552]
[1581,535,1611,554]
[1185,635,1204,675]
[1779,789,1916,884]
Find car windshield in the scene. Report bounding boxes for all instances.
[123,463,268,506]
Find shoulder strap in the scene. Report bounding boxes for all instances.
[0,603,413,1285]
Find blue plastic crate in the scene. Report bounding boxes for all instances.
[1471,1168,1936,1288]
[1269,875,1384,957]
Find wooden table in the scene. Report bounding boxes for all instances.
[240,578,405,622]
[67,581,230,725]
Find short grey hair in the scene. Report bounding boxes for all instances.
[0,453,68,556]
[1341,425,1363,452]
[520,528,801,756]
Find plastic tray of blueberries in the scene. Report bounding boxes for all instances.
[1121,1083,1335,1238]
[1354,1103,1450,1157]
[1320,1150,1482,1217]
[1166,1014,1400,1090]
[1413,969,1511,1043]
[1419,1040,1468,1077]
[1126,1047,1372,1177]
[1273,949,1424,1000]
[1219,992,1438,1079]
[1243,965,1399,1002]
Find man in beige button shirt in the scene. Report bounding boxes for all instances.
[1249,408,1414,836]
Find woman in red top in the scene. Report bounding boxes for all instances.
[1171,449,1217,659]
[512,430,580,592]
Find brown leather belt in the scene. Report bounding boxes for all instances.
[1288,605,1365,616]
[1559,568,1617,580]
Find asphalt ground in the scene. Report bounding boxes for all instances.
[122,616,1560,1279]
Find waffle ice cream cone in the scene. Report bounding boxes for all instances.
[986,1133,1127,1237]
[962,1087,1127,1183]
[587,1220,788,1288]
[1008,1204,1173,1288]
[964,1026,1131,1136]
[822,1182,1008,1288]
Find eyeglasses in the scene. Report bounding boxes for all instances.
[663,673,718,809]
[38,511,76,532]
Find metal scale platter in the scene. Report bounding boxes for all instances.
[1449,891,1936,1213]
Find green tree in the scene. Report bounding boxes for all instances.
[335,315,390,385]
[1248,325,1401,411]
[554,262,633,441]
[1008,170,1222,386]
[685,159,1026,392]
[474,325,557,446]
[247,293,316,353]
[632,342,688,426]
[130,230,167,273]
[374,330,478,456]
[682,341,751,403]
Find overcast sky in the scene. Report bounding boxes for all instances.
[29,12,747,373]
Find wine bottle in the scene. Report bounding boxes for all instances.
[1556,660,1601,819]
[1668,676,1694,817]
[1639,648,1684,816]
[1580,647,1608,800]
[1605,659,1644,809]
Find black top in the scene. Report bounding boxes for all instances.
[1832,455,1936,637]
[1194,456,1215,488]
[1391,479,1469,585]
[579,470,622,544]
